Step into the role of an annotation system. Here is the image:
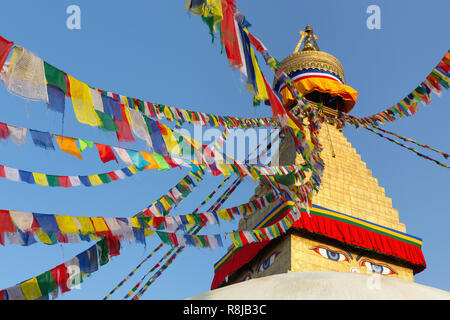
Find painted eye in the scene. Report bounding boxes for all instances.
[243,274,252,281]
[361,260,396,275]
[311,246,349,262]
[257,252,279,273]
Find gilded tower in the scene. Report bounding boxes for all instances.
[210,26,426,290]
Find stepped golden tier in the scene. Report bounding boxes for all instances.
[209,25,426,292]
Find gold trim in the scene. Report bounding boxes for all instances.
[278,50,346,84]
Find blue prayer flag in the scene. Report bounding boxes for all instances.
[29,129,55,150]
[47,84,65,113]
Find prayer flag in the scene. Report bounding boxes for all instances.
[95,143,118,164]
[7,125,27,146]
[47,84,65,113]
[36,271,58,297]
[67,74,102,127]
[29,129,54,150]
[20,278,43,300]
[44,62,68,94]
[56,136,83,159]
[0,36,13,71]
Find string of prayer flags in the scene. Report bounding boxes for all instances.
[0,163,142,188]
[373,126,449,159]
[102,243,165,300]
[0,209,159,247]
[1,170,205,299]
[228,204,301,247]
[364,127,449,169]
[0,238,120,300]
[343,51,449,128]
[104,170,205,299]
[130,246,183,300]
[0,34,278,133]
[193,4,324,207]
[131,176,245,299]
[0,119,313,181]
[123,246,176,299]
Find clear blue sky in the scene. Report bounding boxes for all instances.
[0,1,448,299]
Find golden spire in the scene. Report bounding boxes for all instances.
[293,24,320,53]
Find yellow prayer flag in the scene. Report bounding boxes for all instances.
[160,198,171,211]
[34,229,53,244]
[67,74,102,127]
[163,106,174,121]
[90,217,110,233]
[33,172,48,186]
[144,229,155,237]
[20,278,42,300]
[75,216,95,235]
[120,95,130,108]
[216,209,228,221]
[88,174,103,186]
[128,165,137,174]
[161,124,181,155]
[123,106,132,124]
[250,47,269,102]
[56,136,83,160]
[130,217,142,229]
[55,215,79,234]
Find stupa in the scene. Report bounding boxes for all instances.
[190,26,449,300]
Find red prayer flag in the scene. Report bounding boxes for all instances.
[95,143,118,163]
[106,236,120,257]
[162,155,180,168]
[50,263,70,293]
[0,210,16,233]
[262,74,288,118]
[220,0,242,69]
[0,123,10,140]
[114,104,135,142]
[0,36,13,71]
[58,176,72,188]
[167,232,178,247]
[107,171,119,181]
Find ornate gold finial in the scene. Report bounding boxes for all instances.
[293,24,320,53]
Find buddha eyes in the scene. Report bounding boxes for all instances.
[310,246,397,276]
[311,246,349,262]
[243,273,252,281]
[360,259,396,275]
[257,252,279,273]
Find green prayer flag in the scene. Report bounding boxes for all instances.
[96,111,118,132]
[96,238,109,266]
[98,173,111,184]
[44,62,68,94]
[198,235,209,248]
[152,153,170,170]
[36,271,58,296]
[78,139,94,152]
[156,231,172,246]
[164,195,176,206]
[46,175,60,187]
[177,185,190,197]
